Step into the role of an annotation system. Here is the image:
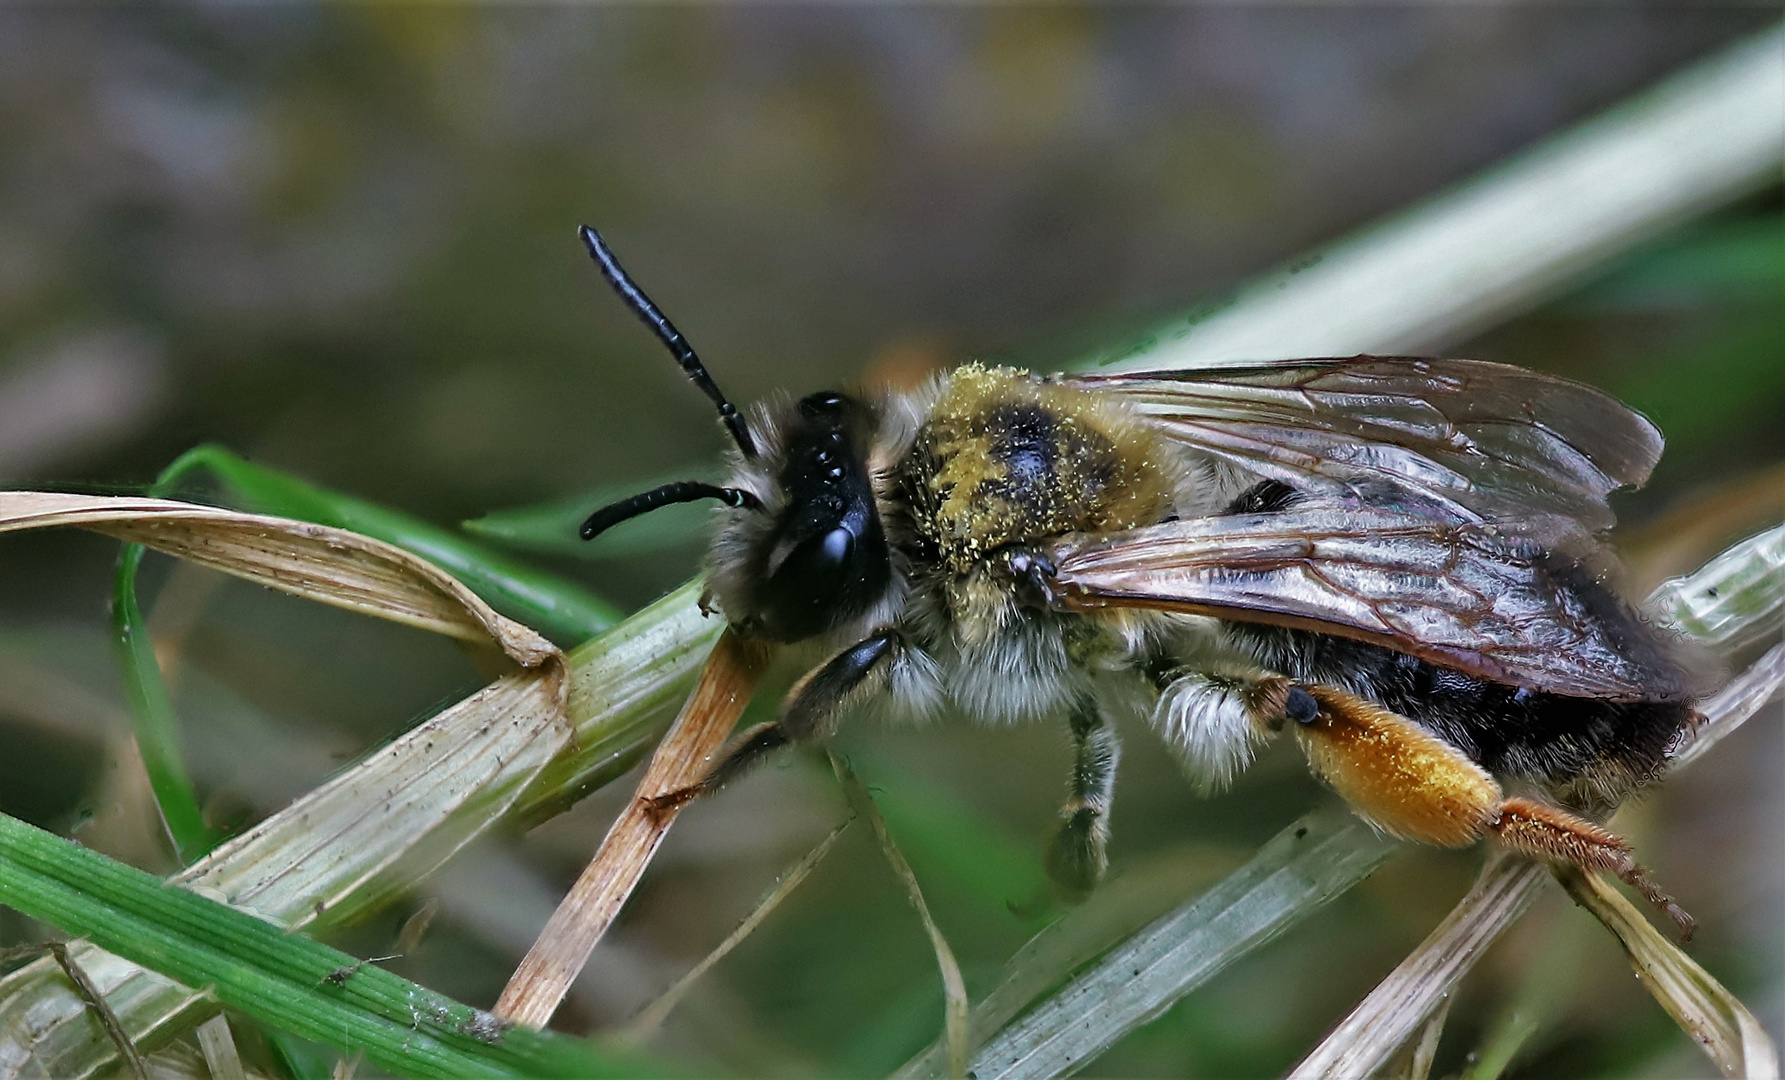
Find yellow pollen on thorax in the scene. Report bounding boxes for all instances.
[914,364,1177,574]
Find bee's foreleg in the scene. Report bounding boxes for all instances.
[1291,684,1693,939]
[782,630,902,740]
[647,630,900,814]
[644,721,793,815]
[1045,695,1121,901]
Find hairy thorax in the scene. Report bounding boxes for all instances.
[900,365,1180,577]
[886,365,1187,678]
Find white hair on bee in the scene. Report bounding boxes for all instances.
[1150,671,1270,794]
[863,643,946,726]
[702,392,793,620]
[1168,449,1242,519]
[950,618,1088,725]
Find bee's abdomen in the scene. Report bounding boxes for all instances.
[1236,626,1693,801]
[1374,646,1687,799]
[904,365,1178,573]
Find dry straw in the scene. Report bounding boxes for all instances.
[493,630,771,1028]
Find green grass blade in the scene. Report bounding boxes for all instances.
[109,443,248,867]
[944,814,1396,1080]
[110,543,217,864]
[156,444,622,643]
[0,812,643,1079]
[514,580,720,824]
[464,466,720,561]
[1651,522,1785,658]
[0,581,714,1078]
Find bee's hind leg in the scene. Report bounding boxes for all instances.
[1045,695,1121,901]
[1291,684,1693,940]
[1488,796,1695,941]
[646,630,901,814]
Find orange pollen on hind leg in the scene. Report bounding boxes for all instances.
[1293,685,1501,848]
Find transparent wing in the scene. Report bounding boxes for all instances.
[1067,357,1663,535]
[1046,507,1687,701]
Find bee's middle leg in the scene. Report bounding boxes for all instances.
[1045,695,1122,900]
[647,630,901,813]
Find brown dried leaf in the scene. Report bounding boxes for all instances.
[1284,855,1547,1080]
[1381,998,1450,1080]
[0,491,557,668]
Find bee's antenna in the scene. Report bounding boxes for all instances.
[578,225,758,459]
[582,481,762,541]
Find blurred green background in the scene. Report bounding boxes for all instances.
[0,9,1779,1078]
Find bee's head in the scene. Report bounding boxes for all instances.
[733,390,892,641]
[575,227,891,643]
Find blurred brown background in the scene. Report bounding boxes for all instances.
[0,8,1779,1078]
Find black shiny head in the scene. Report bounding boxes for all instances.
[571,227,891,642]
[750,391,892,642]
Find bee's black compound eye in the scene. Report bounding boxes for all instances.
[1285,687,1320,725]
[760,525,876,641]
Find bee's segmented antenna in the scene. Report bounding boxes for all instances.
[582,481,762,541]
[578,225,758,459]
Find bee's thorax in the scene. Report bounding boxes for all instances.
[903,365,1182,575]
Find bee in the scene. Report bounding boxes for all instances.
[575,226,1703,935]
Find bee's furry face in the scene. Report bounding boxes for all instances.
[706,389,915,643]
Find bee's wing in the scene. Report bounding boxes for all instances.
[1047,507,1686,701]
[1068,357,1662,536]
